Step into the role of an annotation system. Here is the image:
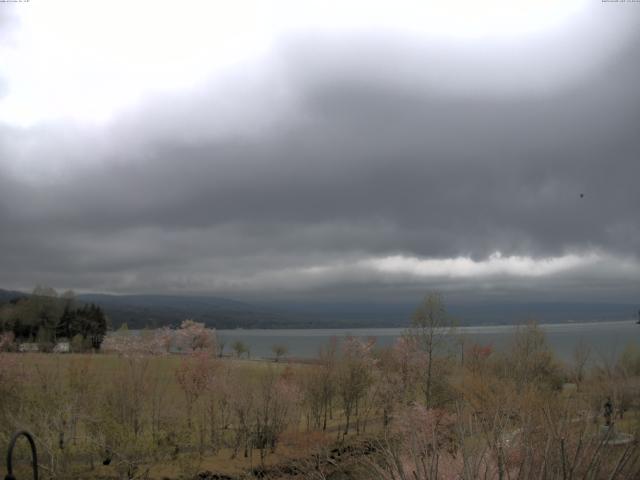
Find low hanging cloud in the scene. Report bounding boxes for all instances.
[227,250,640,287]
[365,252,596,278]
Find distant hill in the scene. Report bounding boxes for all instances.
[0,289,27,304]
[256,299,638,327]
[76,293,292,329]
[0,288,636,329]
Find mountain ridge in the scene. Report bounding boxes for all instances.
[0,288,637,329]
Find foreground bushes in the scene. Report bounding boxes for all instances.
[0,313,639,478]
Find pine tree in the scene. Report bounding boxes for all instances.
[56,305,73,339]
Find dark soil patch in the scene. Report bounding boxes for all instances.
[194,438,378,480]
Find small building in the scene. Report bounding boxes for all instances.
[18,342,40,353]
[53,341,70,353]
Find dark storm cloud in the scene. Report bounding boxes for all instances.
[1,13,640,298]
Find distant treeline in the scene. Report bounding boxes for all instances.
[0,286,107,350]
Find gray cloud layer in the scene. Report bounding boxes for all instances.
[1,6,639,301]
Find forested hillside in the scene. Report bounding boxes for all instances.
[0,287,107,350]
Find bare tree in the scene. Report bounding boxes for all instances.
[175,351,216,429]
[505,322,560,391]
[251,367,299,465]
[572,338,591,390]
[231,340,249,359]
[408,292,453,408]
[271,344,288,362]
[337,337,375,436]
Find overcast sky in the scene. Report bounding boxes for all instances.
[0,1,639,303]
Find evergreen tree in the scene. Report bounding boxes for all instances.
[2,288,109,350]
[56,305,74,339]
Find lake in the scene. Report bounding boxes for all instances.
[218,319,640,363]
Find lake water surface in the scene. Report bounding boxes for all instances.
[218,320,640,363]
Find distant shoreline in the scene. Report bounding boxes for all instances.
[211,319,640,361]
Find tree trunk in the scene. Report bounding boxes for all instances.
[426,348,433,408]
[323,403,328,431]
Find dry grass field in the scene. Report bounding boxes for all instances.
[3,317,640,479]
